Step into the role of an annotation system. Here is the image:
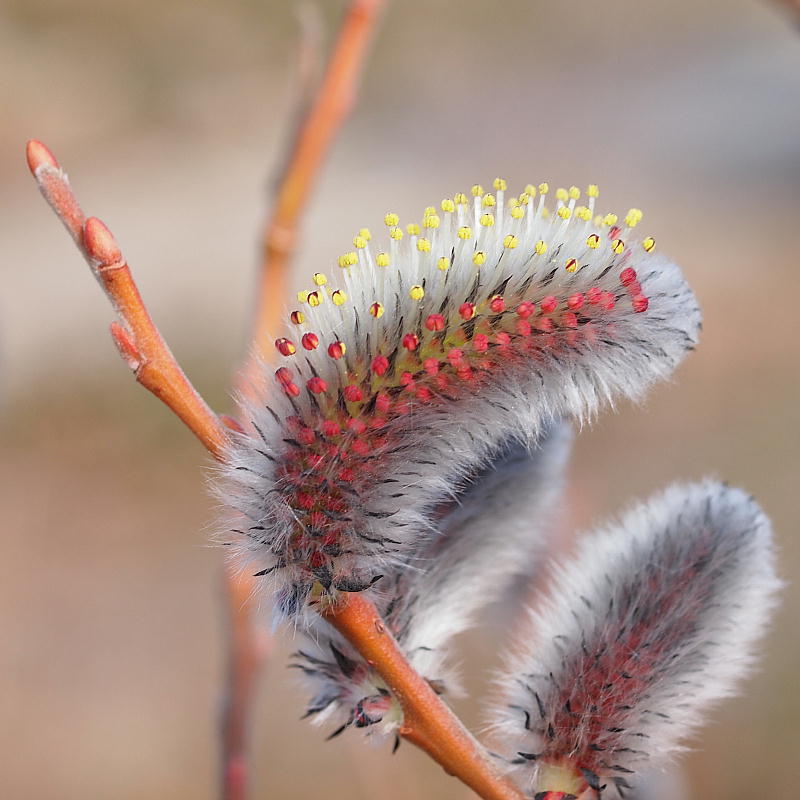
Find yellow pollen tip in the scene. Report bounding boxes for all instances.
[508,197,520,208]
[524,183,537,196]
[423,206,436,217]
[624,208,643,227]
[297,290,309,303]
[422,214,440,229]
[473,251,486,266]
[555,187,569,202]
[307,291,323,307]
[331,290,347,305]
[471,184,484,196]
[482,194,496,208]
[384,212,399,227]
[406,223,420,236]
[538,182,549,195]
[375,252,390,267]
[359,227,371,240]
[575,206,592,221]
[642,236,656,252]
[557,206,572,219]
[493,177,507,191]
[417,237,431,252]
[511,206,525,219]
[503,234,518,249]
[479,212,495,227]
[603,213,619,226]
[458,226,473,240]
[611,238,625,254]
[568,186,581,200]
[454,192,468,205]
[338,252,358,268]
[587,233,601,248]
[353,235,367,249]
[409,285,425,300]
[534,240,548,255]
[389,226,403,241]
[565,257,578,272]
[587,184,600,198]
[437,256,449,271]
[370,302,384,318]
[312,272,328,286]
[441,198,455,213]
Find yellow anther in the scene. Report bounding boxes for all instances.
[493,177,507,191]
[479,212,495,227]
[524,184,537,196]
[593,214,604,227]
[441,198,455,213]
[586,233,601,249]
[557,206,572,220]
[575,206,592,221]
[534,240,548,255]
[624,208,643,227]
[482,193,496,208]
[353,235,367,249]
[471,184,484,196]
[423,206,436,217]
[375,252,390,267]
[422,214,440,229]
[409,285,425,300]
[369,301,384,318]
[297,290,309,303]
[611,239,625,254]
[389,226,403,241]
[503,234,518,249]
[338,252,357,268]
[538,182,549,195]
[642,236,656,252]
[437,256,450,271]
[417,237,431,252]
[555,187,569,202]
[508,197,520,208]
[454,192,468,205]
[384,212,399,227]
[308,290,323,307]
[406,222,420,236]
[603,213,619,227]
[565,258,578,272]
[568,186,581,200]
[290,310,306,324]
[313,272,328,286]
[587,184,599,198]
[511,206,525,220]
[331,289,347,306]
[518,192,530,205]
[458,226,473,240]
[473,251,486,266]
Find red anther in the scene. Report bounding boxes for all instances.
[371,355,389,375]
[351,438,371,455]
[562,311,579,328]
[307,453,324,469]
[489,295,506,313]
[540,295,558,313]
[473,333,489,352]
[516,319,532,336]
[84,217,122,266]
[423,357,439,375]
[298,427,316,445]
[567,293,585,311]
[587,286,602,305]
[535,316,554,332]
[302,332,319,350]
[395,401,411,415]
[399,371,414,387]
[459,302,476,320]
[284,381,301,397]
[370,416,386,429]
[290,310,305,325]
[322,420,341,437]
[632,294,649,313]
[620,266,638,286]
[402,333,419,351]
[600,290,616,310]
[517,301,535,319]
[307,376,327,394]
[343,385,363,403]
[447,348,464,365]
[26,139,60,173]
[425,313,446,332]
[347,417,366,434]
[275,337,296,356]
[456,365,473,382]
[416,386,433,401]
[609,225,622,239]
[495,331,511,347]
[295,492,315,510]
[275,366,293,385]
[327,341,346,359]
[376,393,391,413]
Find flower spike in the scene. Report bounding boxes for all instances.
[219,180,701,618]
[491,481,780,799]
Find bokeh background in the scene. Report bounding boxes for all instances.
[2,1,799,798]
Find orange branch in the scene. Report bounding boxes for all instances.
[324,593,526,800]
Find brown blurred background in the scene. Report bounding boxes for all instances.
[2,1,799,798]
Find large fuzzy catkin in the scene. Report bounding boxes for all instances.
[219,180,701,617]
[491,481,780,799]
[292,423,573,738]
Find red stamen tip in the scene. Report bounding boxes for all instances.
[301,332,319,350]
